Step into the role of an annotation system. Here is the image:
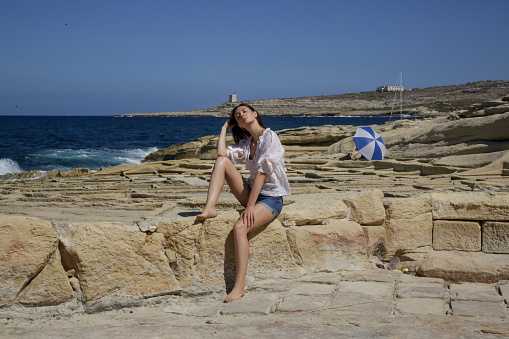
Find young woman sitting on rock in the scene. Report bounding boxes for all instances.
[195,103,291,302]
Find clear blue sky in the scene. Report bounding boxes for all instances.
[1,0,508,116]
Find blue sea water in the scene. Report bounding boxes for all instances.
[0,115,398,175]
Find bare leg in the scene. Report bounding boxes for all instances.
[196,157,249,222]
[224,204,275,302]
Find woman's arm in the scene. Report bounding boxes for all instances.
[241,171,266,228]
[217,120,232,157]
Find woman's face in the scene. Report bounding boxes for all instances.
[233,106,258,128]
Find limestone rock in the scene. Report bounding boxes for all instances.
[278,193,349,226]
[373,159,456,175]
[192,212,303,288]
[0,215,59,307]
[482,221,509,253]
[431,150,508,169]
[386,213,433,252]
[53,222,180,307]
[416,251,509,283]
[362,225,387,260]
[93,163,138,176]
[433,220,481,251]
[158,218,203,261]
[243,219,305,279]
[384,196,432,219]
[137,219,159,233]
[17,249,74,306]
[288,220,368,272]
[384,112,509,159]
[343,189,385,226]
[277,125,351,146]
[144,135,233,161]
[459,151,509,176]
[431,192,509,221]
[327,136,357,154]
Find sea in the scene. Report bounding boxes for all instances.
[0,115,400,176]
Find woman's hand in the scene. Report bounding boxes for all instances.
[223,118,234,131]
[241,205,256,229]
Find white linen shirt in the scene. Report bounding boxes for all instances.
[226,128,291,197]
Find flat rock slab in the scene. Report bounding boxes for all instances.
[164,303,222,317]
[277,295,331,312]
[297,272,343,285]
[330,292,393,314]
[397,284,447,299]
[220,294,278,315]
[450,283,502,302]
[286,282,336,296]
[395,297,448,315]
[451,300,508,318]
[338,281,394,297]
[340,270,399,283]
[499,283,509,303]
[398,275,445,284]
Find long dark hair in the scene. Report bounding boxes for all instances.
[229,103,267,144]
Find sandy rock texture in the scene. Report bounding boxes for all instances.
[1,96,509,314]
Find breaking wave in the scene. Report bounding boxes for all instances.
[0,158,23,175]
[27,147,159,172]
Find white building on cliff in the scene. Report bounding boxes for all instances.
[377,85,404,92]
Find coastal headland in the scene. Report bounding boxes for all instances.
[114,80,509,117]
[1,92,509,336]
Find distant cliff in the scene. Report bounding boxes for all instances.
[114,80,509,117]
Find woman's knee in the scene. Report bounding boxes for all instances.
[232,220,247,236]
[214,156,232,168]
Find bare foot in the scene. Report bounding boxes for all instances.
[224,288,245,303]
[195,207,218,222]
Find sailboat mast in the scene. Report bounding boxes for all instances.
[399,72,403,118]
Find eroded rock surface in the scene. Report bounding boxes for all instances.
[1,96,509,312]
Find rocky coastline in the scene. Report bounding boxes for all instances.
[114,80,509,117]
[1,95,509,335]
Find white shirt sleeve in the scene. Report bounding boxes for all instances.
[226,138,250,164]
[256,130,285,174]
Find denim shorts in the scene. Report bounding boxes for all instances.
[256,194,283,217]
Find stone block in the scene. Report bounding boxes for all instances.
[221,294,278,315]
[386,212,433,251]
[431,192,509,221]
[53,221,181,306]
[482,221,509,253]
[396,284,446,299]
[17,249,74,306]
[416,251,509,283]
[288,221,368,272]
[0,215,60,307]
[277,295,331,312]
[450,283,501,302]
[330,292,393,314]
[338,281,394,297]
[384,196,432,219]
[395,298,447,315]
[451,300,508,318]
[195,212,303,288]
[344,189,385,226]
[499,283,509,304]
[278,193,348,226]
[433,220,481,251]
[286,282,336,296]
[361,225,387,259]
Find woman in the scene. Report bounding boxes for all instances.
[195,103,291,302]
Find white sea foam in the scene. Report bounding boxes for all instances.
[0,158,23,175]
[28,147,159,171]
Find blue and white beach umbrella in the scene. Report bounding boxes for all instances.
[353,126,386,161]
